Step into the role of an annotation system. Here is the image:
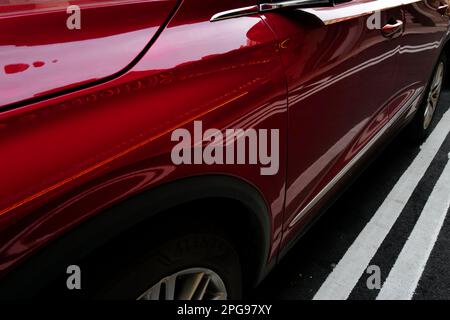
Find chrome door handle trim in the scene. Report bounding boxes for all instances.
[259,0,330,12]
[211,0,329,22]
[438,4,449,15]
[381,20,404,37]
[383,20,404,29]
[210,5,259,22]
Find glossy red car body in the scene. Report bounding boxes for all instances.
[0,0,449,296]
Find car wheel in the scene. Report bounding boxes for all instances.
[409,53,446,142]
[94,231,242,300]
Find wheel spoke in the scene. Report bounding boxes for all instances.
[144,282,162,300]
[434,78,443,91]
[423,61,444,130]
[193,275,211,300]
[178,272,204,300]
[138,268,227,301]
[165,275,177,300]
[211,292,227,300]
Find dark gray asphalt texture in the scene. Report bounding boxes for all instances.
[250,90,450,300]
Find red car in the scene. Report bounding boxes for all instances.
[0,0,449,299]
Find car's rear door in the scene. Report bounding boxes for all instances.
[391,0,450,117]
[262,0,405,243]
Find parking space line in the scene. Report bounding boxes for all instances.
[313,109,450,300]
[376,157,450,300]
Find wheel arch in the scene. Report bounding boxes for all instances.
[0,175,272,299]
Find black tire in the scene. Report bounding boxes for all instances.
[94,231,242,300]
[53,212,243,301]
[408,53,447,142]
[39,207,244,300]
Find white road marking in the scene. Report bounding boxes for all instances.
[313,108,450,300]
[376,159,450,300]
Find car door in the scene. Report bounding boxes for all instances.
[392,0,450,118]
[261,0,405,244]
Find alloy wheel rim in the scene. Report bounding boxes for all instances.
[424,62,444,130]
[138,267,228,300]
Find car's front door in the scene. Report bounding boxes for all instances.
[261,0,405,244]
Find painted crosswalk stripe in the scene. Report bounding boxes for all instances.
[376,157,450,300]
[314,108,450,300]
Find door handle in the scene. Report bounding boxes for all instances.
[438,4,449,15]
[381,20,403,38]
[211,0,331,22]
[259,0,330,12]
